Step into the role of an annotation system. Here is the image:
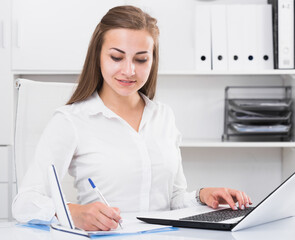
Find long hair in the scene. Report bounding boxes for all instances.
[67,5,159,104]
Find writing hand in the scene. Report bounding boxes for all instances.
[67,202,121,231]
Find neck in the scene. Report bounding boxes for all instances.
[98,88,144,112]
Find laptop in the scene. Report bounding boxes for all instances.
[48,164,76,230]
[137,172,295,231]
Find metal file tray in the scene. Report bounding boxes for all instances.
[229,99,292,111]
[229,110,291,123]
[222,86,293,142]
[229,123,291,134]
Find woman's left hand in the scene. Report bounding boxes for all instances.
[199,187,252,210]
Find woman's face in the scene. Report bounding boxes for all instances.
[100,28,154,98]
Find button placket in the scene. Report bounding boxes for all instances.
[135,132,152,212]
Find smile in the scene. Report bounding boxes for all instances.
[119,80,135,83]
[116,78,137,86]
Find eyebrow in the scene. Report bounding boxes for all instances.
[110,48,149,55]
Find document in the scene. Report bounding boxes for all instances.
[18,213,177,238]
[87,214,176,237]
[50,212,176,238]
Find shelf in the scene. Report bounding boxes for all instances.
[159,70,295,76]
[12,69,295,76]
[180,138,295,148]
[12,70,81,75]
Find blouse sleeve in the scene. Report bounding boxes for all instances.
[12,110,78,223]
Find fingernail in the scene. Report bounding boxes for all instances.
[119,219,123,224]
[233,206,238,210]
[240,205,245,210]
[246,203,249,208]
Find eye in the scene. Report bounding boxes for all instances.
[136,58,148,63]
[111,56,122,62]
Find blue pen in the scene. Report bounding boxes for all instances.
[88,178,123,229]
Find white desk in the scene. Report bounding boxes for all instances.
[1,217,295,240]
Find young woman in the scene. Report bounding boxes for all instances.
[12,5,251,231]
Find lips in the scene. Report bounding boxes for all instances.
[118,80,135,83]
[116,78,136,86]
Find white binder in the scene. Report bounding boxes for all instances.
[211,5,228,71]
[278,0,294,69]
[242,5,259,70]
[227,5,245,71]
[256,4,274,70]
[195,4,211,71]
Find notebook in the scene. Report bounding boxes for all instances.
[48,164,175,238]
[137,171,295,231]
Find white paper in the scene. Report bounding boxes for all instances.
[87,213,173,236]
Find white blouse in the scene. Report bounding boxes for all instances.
[12,92,198,223]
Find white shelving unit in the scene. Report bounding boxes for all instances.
[180,139,295,148]
[15,70,295,76]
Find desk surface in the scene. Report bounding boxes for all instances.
[1,217,295,240]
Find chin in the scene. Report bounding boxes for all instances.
[116,90,138,97]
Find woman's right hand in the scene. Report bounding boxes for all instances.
[67,202,121,231]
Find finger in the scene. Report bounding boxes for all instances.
[241,192,250,208]
[248,195,253,205]
[219,189,238,210]
[112,207,123,224]
[97,210,118,230]
[93,202,121,224]
[207,195,219,209]
[112,207,121,215]
[92,213,112,231]
[80,222,99,231]
[238,191,245,209]
[100,205,121,222]
[228,189,245,210]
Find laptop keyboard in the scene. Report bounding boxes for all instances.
[180,207,254,223]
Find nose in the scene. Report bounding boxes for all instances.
[121,60,135,77]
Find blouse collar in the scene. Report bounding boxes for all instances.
[84,91,155,119]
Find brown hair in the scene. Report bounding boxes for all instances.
[67,5,159,104]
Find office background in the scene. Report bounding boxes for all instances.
[1,0,295,221]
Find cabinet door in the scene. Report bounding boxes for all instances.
[0,147,10,220]
[127,0,195,71]
[0,0,13,145]
[12,0,124,71]
[0,184,8,219]
[0,147,9,183]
